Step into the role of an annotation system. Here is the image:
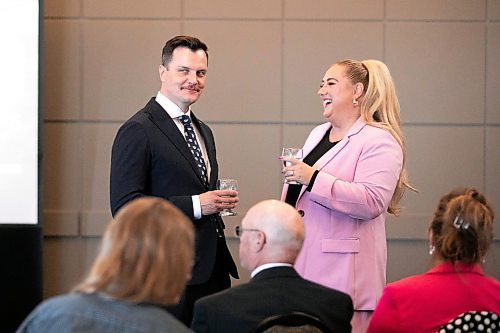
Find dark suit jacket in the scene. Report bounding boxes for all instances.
[110,97,238,285]
[191,266,353,333]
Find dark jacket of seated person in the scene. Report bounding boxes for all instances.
[191,200,353,333]
[17,198,194,333]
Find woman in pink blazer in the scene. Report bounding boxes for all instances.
[280,59,414,333]
[367,188,499,333]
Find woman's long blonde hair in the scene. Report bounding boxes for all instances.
[73,197,194,305]
[337,59,417,215]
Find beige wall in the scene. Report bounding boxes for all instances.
[42,0,500,297]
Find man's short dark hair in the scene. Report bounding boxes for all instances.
[161,35,209,67]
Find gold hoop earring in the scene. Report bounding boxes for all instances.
[352,99,359,107]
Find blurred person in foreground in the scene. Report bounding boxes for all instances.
[367,188,499,333]
[280,59,415,333]
[17,197,194,333]
[191,199,353,333]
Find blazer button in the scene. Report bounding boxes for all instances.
[298,210,304,217]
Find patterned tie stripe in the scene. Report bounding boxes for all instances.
[179,115,209,186]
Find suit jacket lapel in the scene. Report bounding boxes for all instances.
[314,118,366,169]
[191,112,218,188]
[297,118,367,200]
[146,99,209,188]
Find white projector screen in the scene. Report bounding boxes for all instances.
[0,0,39,224]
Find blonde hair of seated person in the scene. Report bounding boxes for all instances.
[74,197,195,305]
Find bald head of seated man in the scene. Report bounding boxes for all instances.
[191,199,353,333]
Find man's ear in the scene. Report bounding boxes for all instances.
[255,231,266,252]
[159,64,167,81]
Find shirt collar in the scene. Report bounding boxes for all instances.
[251,263,293,278]
[155,91,191,119]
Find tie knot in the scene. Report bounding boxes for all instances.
[179,115,191,127]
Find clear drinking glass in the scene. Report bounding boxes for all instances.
[281,147,303,185]
[216,178,238,216]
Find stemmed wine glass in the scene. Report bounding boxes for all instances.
[281,147,303,185]
[216,178,238,216]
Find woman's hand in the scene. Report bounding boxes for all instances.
[279,156,316,186]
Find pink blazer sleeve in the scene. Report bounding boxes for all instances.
[282,119,403,221]
[310,129,402,220]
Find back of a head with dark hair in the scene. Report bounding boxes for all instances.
[161,35,208,67]
[430,187,468,237]
[431,188,495,264]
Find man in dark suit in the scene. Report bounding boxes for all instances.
[191,200,353,333]
[110,35,239,326]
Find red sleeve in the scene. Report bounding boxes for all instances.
[367,287,401,333]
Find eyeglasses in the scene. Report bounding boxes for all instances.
[234,225,261,238]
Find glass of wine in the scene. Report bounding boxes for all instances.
[216,178,238,216]
[281,147,303,185]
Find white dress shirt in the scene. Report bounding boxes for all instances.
[251,263,293,278]
[155,91,211,219]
